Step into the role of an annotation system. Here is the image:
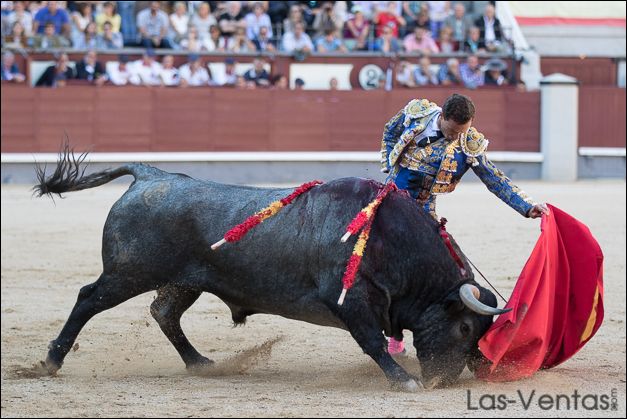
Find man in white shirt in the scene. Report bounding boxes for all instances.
[159,54,179,86]
[179,54,211,87]
[212,57,238,86]
[107,55,132,86]
[129,49,163,86]
[281,22,313,53]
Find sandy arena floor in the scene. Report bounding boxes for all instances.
[1,178,625,417]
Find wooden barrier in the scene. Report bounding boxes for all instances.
[1,85,542,153]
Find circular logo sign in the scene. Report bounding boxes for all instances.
[358,64,385,90]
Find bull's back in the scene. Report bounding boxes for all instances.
[100,174,382,324]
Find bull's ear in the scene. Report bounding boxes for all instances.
[443,291,465,314]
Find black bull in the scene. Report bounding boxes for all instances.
[34,150,508,391]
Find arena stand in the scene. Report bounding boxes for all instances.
[1,1,624,182]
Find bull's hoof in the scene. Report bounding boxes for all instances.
[185,357,215,375]
[42,356,62,376]
[391,378,423,393]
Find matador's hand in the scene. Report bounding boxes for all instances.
[528,203,549,219]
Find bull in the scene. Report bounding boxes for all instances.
[34,148,508,391]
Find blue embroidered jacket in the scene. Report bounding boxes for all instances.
[380,99,536,218]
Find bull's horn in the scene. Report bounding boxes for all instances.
[459,284,511,316]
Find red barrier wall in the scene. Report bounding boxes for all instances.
[1,85,542,153]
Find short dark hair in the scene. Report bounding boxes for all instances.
[442,93,475,124]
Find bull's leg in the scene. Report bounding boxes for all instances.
[45,273,154,374]
[327,301,421,392]
[150,284,213,372]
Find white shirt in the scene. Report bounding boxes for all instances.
[413,108,443,144]
[179,63,210,86]
[129,59,163,86]
[169,13,189,36]
[483,16,496,43]
[159,67,179,86]
[281,32,314,53]
[108,63,131,85]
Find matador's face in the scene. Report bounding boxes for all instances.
[439,116,473,142]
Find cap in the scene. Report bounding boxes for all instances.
[188,53,200,62]
[295,78,305,86]
[224,57,235,65]
[118,54,129,63]
[484,58,507,71]
[145,48,156,57]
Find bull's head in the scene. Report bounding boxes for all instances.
[411,283,509,389]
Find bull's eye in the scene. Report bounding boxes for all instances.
[460,322,471,337]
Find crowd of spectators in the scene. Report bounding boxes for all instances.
[1,1,510,54]
[1,1,517,89]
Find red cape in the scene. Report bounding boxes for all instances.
[475,204,604,381]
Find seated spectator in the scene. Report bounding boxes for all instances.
[129,49,163,86]
[294,77,305,90]
[312,1,343,39]
[136,1,172,49]
[402,1,423,33]
[444,3,472,43]
[271,74,289,89]
[213,57,238,86]
[343,6,370,51]
[107,54,132,85]
[243,58,270,87]
[70,2,93,44]
[283,4,305,35]
[464,26,486,54]
[475,3,503,53]
[3,21,29,49]
[75,50,106,85]
[208,25,227,51]
[374,1,405,38]
[179,54,211,87]
[74,21,98,50]
[437,57,463,86]
[180,25,216,51]
[412,3,431,34]
[436,25,458,53]
[413,56,438,86]
[226,27,255,53]
[33,22,70,48]
[117,0,137,46]
[329,76,339,90]
[3,1,33,37]
[96,2,121,34]
[373,22,402,53]
[190,2,216,40]
[218,1,246,38]
[168,2,188,46]
[315,29,347,53]
[252,25,276,52]
[33,1,70,37]
[96,21,123,49]
[158,54,179,86]
[35,52,74,87]
[403,24,439,54]
[459,54,484,89]
[281,22,313,54]
[244,2,272,41]
[428,0,450,39]
[267,1,290,27]
[1,51,26,83]
[395,60,415,88]
[483,58,509,86]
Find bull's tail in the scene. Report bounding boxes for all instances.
[34,143,142,198]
